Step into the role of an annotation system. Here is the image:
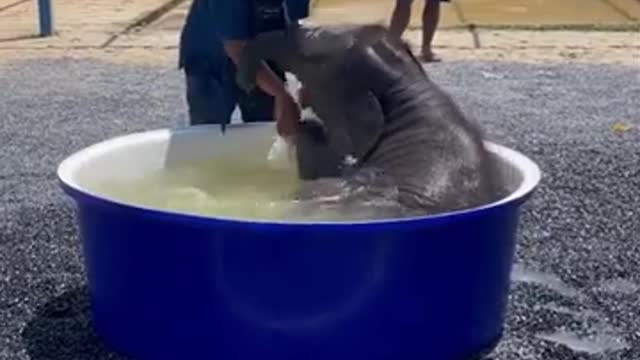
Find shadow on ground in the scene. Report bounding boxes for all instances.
[20,285,496,360]
[21,287,127,360]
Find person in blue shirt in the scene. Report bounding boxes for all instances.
[178,0,310,136]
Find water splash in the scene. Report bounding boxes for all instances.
[537,330,629,355]
[510,264,581,298]
[597,278,639,295]
[535,303,598,320]
[512,265,633,356]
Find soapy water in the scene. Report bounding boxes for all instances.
[94,154,301,221]
[92,131,511,222]
[92,149,407,222]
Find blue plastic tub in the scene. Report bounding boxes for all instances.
[57,123,541,360]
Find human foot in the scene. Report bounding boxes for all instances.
[420,50,442,63]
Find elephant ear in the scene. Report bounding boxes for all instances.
[349,24,390,46]
[345,91,385,163]
[236,29,291,93]
[296,26,355,59]
[236,25,350,92]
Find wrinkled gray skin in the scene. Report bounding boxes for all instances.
[294,113,342,181]
[238,24,502,217]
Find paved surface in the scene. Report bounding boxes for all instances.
[0,57,639,360]
[311,0,640,28]
[42,0,638,67]
[0,0,183,46]
[310,0,463,28]
[1,0,638,69]
[1,0,639,51]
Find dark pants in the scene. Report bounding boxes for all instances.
[184,55,286,127]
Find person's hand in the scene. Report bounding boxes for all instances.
[274,91,300,138]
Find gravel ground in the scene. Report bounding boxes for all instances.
[0,58,638,360]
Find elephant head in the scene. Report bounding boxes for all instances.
[236,24,355,92]
[236,24,398,167]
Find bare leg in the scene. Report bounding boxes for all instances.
[421,0,441,61]
[390,0,413,39]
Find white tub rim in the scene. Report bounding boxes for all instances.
[57,123,542,226]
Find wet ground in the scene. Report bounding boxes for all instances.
[0,58,638,359]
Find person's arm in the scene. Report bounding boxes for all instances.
[223,40,299,137]
[223,40,289,98]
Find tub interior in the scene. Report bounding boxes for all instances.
[68,124,279,191]
[58,124,538,218]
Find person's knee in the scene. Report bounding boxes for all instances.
[185,72,235,126]
[186,82,217,126]
[238,90,276,123]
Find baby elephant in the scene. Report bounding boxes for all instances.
[239,24,503,217]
